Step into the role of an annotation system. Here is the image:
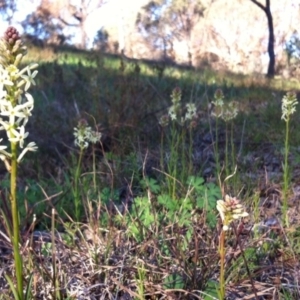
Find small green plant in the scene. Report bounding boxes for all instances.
[216,194,248,299]
[187,175,221,228]
[159,86,198,198]
[210,89,239,180]
[210,89,224,175]
[136,261,146,300]
[73,118,101,221]
[281,91,298,227]
[0,26,38,300]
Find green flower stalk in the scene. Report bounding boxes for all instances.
[210,90,239,181]
[281,91,298,227]
[221,101,238,179]
[211,89,224,176]
[216,195,248,299]
[73,119,101,220]
[0,27,38,300]
[159,87,198,197]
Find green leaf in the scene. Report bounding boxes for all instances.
[163,273,185,289]
[158,194,178,211]
[24,273,34,300]
[203,280,219,300]
[187,176,205,191]
[141,177,161,194]
[5,275,21,300]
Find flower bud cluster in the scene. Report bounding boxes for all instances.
[0,27,27,67]
[74,118,102,150]
[159,87,198,128]
[216,195,248,231]
[281,91,298,122]
[0,27,38,169]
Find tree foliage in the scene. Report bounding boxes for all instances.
[136,0,207,63]
[22,0,106,48]
[0,0,16,23]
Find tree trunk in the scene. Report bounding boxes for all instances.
[250,0,275,77]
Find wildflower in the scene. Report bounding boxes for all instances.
[20,66,38,91]
[211,89,224,118]
[216,195,248,231]
[168,105,178,121]
[171,86,181,105]
[0,26,38,163]
[74,118,101,149]
[9,126,28,148]
[88,130,102,144]
[159,114,169,127]
[213,89,224,107]
[17,142,38,163]
[0,101,27,126]
[281,91,298,122]
[185,103,197,121]
[0,67,13,87]
[221,101,239,122]
[168,87,182,122]
[214,88,224,100]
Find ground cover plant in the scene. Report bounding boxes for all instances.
[1,28,300,299]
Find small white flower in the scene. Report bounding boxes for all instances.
[0,119,14,137]
[21,68,38,91]
[0,138,7,151]
[0,67,13,86]
[168,105,177,121]
[0,101,27,126]
[9,126,28,148]
[185,103,197,121]
[25,141,38,151]
[88,130,101,144]
[17,142,38,163]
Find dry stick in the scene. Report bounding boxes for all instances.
[232,223,259,300]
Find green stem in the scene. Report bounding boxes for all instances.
[283,118,290,227]
[188,127,193,175]
[225,122,229,178]
[219,230,226,299]
[11,141,23,300]
[74,148,84,221]
[230,121,235,169]
[92,145,96,191]
[215,118,220,175]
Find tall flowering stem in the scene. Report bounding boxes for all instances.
[211,89,224,176]
[73,118,101,221]
[0,27,38,299]
[159,87,198,198]
[281,92,298,227]
[216,195,248,299]
[211,90,238,183]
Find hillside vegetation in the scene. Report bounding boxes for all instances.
[1,43,300,299]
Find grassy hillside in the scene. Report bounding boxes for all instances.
[2,43,300,299]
